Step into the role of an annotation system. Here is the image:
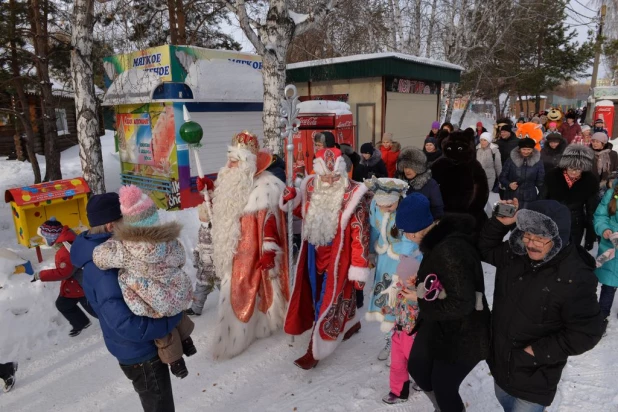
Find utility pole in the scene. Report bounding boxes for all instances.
[586,4,607,125]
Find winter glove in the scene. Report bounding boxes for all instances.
[353,281,365,291]
[196,176,214,192]
[257,251,276,270]
[282,186,297,204]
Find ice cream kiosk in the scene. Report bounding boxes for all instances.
[102,45,264,210]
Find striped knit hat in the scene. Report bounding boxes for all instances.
[38,217,63,246]
[118,185,159,227]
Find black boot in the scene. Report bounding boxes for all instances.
[170,358,188,379]
[182,337,197,357]
[2,362,17,393]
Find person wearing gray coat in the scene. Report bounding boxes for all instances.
[476,132,502,190]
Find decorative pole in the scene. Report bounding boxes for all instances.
[179,105,211,216]
[279,85,300,296]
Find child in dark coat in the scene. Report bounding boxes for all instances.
[33,217,96,337]
[360,143,388,179]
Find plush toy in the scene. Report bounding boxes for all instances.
[430,129,489,231]
[546,108,564,130]
[515,122,544,150]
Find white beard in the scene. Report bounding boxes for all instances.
[303,177,346,246]
[211,161,255,275]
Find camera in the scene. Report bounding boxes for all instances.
[493,203,517,218]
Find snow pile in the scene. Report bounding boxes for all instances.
[596,100,615,107]
[184,59,263,103]
[0,132,617,412]
[298,100,352,115]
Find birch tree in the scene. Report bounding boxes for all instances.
[71,0,105,193]
[222,0,341,152]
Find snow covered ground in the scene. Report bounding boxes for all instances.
[0,132,617,412]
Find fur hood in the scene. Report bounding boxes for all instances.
[360,148,383,167]
[510,147,541,167]
[113,221,182,243]
[558,144,594,172]
[397,147,427,174]
[476,142,499,151]
[419,213,476,254]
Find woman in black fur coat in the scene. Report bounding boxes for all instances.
[541,145,599,250]
[395,194,490,412]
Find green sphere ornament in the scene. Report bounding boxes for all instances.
[179,121,203,145]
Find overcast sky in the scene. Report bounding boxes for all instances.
[222,0,608,80]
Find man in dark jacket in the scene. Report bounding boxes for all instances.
[496,125,519,166]
[71,193,181,412]
[479,199,603,410]
[541,145,598,250]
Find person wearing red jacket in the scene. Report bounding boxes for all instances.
[378,133,401,178]
[32,218,96,337]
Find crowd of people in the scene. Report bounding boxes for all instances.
[1,115,614,412]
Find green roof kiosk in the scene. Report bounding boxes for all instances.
[287,52,463,148]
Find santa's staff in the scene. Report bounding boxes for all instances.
[180,105,211,216]
[279,85,300,292]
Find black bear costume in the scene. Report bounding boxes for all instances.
[431,129,489,231]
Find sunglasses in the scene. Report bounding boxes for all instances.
[419,273,446,301]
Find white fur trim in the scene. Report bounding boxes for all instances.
[313,156,347,176]
[348,266,371,283]
[244,171,285,214]
[262,241,282,253]
[365,310,396,332]
[278,188,301,213]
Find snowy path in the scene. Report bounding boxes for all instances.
[1,134,617,411]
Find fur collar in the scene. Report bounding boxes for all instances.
[361,149,382,167]
[419,213,476,254]
[510,148,540,167]
[409,169,432,190]
[113,221,182,243]
[244,170,285,214]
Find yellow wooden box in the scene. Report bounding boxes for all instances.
[4,178,91,251]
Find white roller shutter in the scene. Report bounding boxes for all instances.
[188,111,264,176]
[384,92,438,148]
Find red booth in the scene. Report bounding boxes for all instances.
[594,100,615,138]
[291,100,354,176]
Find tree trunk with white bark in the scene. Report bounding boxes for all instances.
[224,0,340,154]
[71,0,106,193]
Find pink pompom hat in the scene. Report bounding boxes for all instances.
[118,185,159,227]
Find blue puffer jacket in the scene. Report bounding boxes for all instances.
[71,231,182,365]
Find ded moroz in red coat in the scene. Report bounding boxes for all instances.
[280,175,371,360]
[39,226,84,298]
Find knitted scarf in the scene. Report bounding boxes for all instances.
[563,169,581,188]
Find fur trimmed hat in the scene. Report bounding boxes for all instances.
[509,200,571,263]
[397,147,427,174]
[557,144,594,172]
[545,132,563,141]
[313,148,347,176]
[119,185,159,227]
